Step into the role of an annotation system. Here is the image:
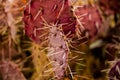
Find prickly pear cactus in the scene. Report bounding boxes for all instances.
[74,5,102,38]
[0,61,26,80]
[23,0,76,79]
[1,0,120,80]
[23,0,76,44]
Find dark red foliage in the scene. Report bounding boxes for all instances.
[99,0,120,15]
[74,5,102,38]
[23,0,76,44]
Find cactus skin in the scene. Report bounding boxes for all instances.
[47,25,69,79]
[0,61,26,80]
[23,0,74,79]
[23,0,76,44]
[109,61,120,80]
[74,5,102,38]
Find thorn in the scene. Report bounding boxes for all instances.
[62,52,67,60]
[28,0,32,14]
[44,67,57,73]
[77,35,87,40]
[75,26,82,38]
[72,50,86,54]
[44,61,55,68]
[75,62,86,67]
[73,6,84,11]
[74,13,85,31]
[77,58,84,61]
[65,31,72,37]
[33,28,37,37]
[67,65,74,79]
[52,4,58,12]
[78,13,88,19]
[40,16,49,26]
[40,39,49,45]
[39,47,49,53]
[34,8,43,20]
[47,50,65,57]
[68,55,79,61]
[95,22,99,31]
[88,13,92,20]
[57,0,65,18]
[116,65,120,75]
[75,75,90,80]
[69,43,79,50]
[49,76,57,80]
[105,50,114,58]
[38,33,48,38]
[18,55,33,66]
[36,27,50,30]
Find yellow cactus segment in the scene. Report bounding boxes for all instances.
[31,42,52,80]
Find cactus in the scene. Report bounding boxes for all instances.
[23,0,76,79]
[0,0,28,80]
[104,21,120,80]
[47,25,69,79]
[0,60,26,80]
[108,60,120,80]
[1,0,120,80]
[23,0,76,44]
[31,42,51,80]
[0,0,26,59]
[73,5,102,39]
[23,0,104,79]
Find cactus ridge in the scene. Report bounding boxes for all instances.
[47,24,69,79]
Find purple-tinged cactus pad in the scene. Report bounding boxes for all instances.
[0,61,26,80]
[74,5,102,38]
[47,25,69,79]
[23,0,76,44]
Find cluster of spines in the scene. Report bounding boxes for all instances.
[0,0,27,80]
[47,24,70,79]
[23,0,103,79]
[0,60,26,80]
[108,60,120,80]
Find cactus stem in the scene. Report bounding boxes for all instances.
[68,65,74,79]
[34,8,43,20]
[57,0,65,19]
[47,24,70,79]
[38,32,48,38]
